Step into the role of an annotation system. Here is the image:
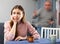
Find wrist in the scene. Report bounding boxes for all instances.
[14,22,17,24]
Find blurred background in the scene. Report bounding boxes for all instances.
[0,0,59,44]
[0,0,59,27]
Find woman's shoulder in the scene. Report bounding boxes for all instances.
[24,21,32,26]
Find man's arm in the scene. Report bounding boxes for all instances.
[32,8,41,19]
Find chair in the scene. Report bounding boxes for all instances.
[41,27,60,39]
[0,23,4,44]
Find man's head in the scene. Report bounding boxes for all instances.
[44,1,52,10]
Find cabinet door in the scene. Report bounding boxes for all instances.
[59,1,60,25]
[59,13,60,25]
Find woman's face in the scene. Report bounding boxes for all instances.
[11,9,23,22]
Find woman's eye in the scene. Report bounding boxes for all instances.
[12,12,21,15]
[13,12,15,14]
[17,12,20,15]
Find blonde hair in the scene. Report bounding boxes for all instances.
[10,5,26,28]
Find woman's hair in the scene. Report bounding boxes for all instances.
[10,5,25,28]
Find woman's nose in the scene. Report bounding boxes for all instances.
[14,14,18,18]
[14,14,18,16]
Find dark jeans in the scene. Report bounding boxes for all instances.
[32,24,56,38]
[35,24,55,38]
[36,26,41,35]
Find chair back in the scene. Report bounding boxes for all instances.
[41,27,60,39]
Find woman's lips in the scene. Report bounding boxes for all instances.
[13,17,19,20]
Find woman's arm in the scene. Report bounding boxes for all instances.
[4,21,17,41]
[27,22,40,39]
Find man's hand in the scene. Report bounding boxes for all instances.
[48,20,54,25]
[33,10,37,17]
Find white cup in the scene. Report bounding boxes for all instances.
[50,35,56,44]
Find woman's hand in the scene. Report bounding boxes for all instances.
[15,36,27,41]
[11,16,18,23]
[15,36,21,41]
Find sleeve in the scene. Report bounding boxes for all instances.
[4,21,15,42]
[26,22,40,39]
[33,8,42,19]
[37,8,42,15]
[51,10,56,21]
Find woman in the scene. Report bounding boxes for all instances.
[4,5,40,42]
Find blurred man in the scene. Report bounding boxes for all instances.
[32,1,56,34]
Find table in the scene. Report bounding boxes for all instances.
[5,38,60,44]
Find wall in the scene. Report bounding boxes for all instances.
[0,0,36,23]
[56,0,60,27]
